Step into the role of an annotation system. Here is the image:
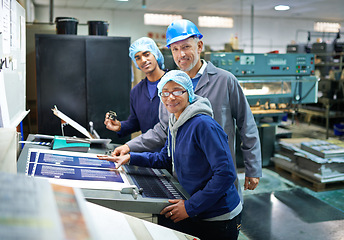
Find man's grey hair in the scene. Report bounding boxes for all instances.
[191,35,200,44]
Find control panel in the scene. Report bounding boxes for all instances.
[204,53,315,76]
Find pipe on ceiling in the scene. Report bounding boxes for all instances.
[49,0,54,24]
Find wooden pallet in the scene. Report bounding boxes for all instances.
[274,163,344,192]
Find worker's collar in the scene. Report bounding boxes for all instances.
[193,59,207,79]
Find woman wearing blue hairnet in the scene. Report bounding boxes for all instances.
[99,70,242,240]
[104,37,166,140]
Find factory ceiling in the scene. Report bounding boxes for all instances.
[32,0,344,22]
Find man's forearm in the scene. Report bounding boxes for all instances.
[126,121,168,152]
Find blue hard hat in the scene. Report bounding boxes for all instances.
[166,19,203,48]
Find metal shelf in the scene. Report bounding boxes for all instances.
[298,97,344,139]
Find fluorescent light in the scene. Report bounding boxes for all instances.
[314,22,341,32]
[274,5,290,11]
[198,16,233,28]
[116,0,128,1]
[144,13,182,26]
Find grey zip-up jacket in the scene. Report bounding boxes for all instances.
[126,61,262,180]
[167,95,213,169]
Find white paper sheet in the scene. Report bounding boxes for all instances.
[86,202,197,240]
[86,202,137,240]
[52,106,93,139]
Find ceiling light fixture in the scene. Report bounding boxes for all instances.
[274,5,290,11]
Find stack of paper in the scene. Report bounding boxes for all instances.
[272,138,344,183]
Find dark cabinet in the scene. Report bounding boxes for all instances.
[36,34,131,144]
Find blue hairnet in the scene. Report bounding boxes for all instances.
[129,37,165,70]
[157,70,195,103]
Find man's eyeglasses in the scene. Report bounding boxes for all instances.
[159,90,187,97]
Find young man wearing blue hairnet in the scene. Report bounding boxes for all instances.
[99,70,242,240]
[104,37,166,138]
[114,20,262,194]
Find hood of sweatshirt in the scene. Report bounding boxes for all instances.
[167,95,213,172]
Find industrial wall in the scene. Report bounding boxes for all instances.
[33,6,343,54]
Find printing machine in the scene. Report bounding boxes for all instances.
[205,52,318,105]
[205,52,318,166]
[17,135,190,214]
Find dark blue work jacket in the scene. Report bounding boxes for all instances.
[130,114,240,220]
[117,77,160,138]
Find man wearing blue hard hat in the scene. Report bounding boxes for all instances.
[115,20,262,194]
[167,19,261,191]
[104,37,166,139]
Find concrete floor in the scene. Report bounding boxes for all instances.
[238,120,344,240]
[238,168,344,240]
[126,120,344,240]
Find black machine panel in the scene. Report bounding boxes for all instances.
[85,37,132,142]
[36,35,131,144]
[124,165,186,200]
[36,36,87,138]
